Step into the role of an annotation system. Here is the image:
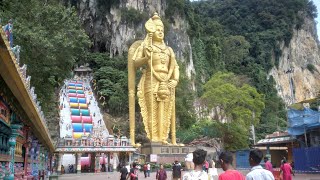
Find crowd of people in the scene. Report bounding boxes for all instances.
[118,149,294,180]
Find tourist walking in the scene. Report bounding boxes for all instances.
[120,164,128,180]
[156,164,167,180]
[182,149,208,180]
[246,149,274,180]
[147,163,151,177]
[218,151,244,180]
[280,159,294,180]
[143,163,148,178]
[204,160,209,173]
[208,160,218,180]
[128,163,139,180]
[184,153,194,171]
[126,163,130,173]
[264,157,273,173]
[172,160,182,180]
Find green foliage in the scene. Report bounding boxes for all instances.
[306,63,318,73]
[121,7,148,25]
[165,0,186,20]
[222,36,251,72]
[86,53,128,116]
[173,0,316,141]
[96,0,120,15]
[177,119,221,144]
[177,117,250,150]
[175,62,197,129]
[163,163,172,169]
[201,72,265,149]
[219,122,250,151]
[0,0,90,113]
[202,72,265,125]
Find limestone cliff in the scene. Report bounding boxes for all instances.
[269,15,320,106]
[70,1,320,108]
[73,0,195,77]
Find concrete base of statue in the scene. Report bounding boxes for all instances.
[141,142,196,164]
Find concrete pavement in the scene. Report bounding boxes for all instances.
[58,170,320,180]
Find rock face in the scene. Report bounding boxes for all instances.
[76,0,195,77]
[72,1,320,107]
[269,16,320,106]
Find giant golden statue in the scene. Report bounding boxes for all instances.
[128,13,179,146]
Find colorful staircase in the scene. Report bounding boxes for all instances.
[68,81,93,139]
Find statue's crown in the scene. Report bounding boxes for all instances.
[151,12,163,27]
[145,12,163,33]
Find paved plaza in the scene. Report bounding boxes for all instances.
[58,170,320,180]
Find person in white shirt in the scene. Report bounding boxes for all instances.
[182,149,208,180]
[185,153,194,171]
[246,149,274,180]
[208,160,218,180]
[146,163,151,177]
[125,162,130,173]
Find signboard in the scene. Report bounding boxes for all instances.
[150,154,158,162]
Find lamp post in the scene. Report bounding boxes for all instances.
[251,111,256,145]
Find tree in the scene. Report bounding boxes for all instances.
[202,72,265,149]
[0,0,90,113]
[222,35,251,72]
[202,72,265,124]
[175,63,197,129]
[87,53,128,115]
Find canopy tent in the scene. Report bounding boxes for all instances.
[288,108,320,135]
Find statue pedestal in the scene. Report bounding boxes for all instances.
[141,142,196,164]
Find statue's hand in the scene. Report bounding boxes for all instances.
[144,46,152,58]
[168,80,178,89]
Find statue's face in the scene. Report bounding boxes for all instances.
[153,25,164,41]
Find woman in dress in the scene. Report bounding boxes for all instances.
[156,164,167,180]
[280,159,294,180]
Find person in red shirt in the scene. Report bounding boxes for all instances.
[218,151,245,180]
[204,160,209,173]
[143,163,148,178]
[129,163,139,180]
[280,159,294,180]
[264,157,274,173]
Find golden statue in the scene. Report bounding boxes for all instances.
[128,13,179,146]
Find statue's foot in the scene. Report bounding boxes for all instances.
[162,140,169,145]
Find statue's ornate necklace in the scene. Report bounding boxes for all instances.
[153,43,166,52]
[153,44,168,64]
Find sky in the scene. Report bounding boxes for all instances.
[315,0,320,40]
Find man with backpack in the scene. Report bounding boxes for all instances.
[172,160,182,180]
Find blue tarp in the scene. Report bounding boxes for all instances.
[288,108,320,135]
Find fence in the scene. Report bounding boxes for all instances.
[293,147,320,173]
[236,150,250,169]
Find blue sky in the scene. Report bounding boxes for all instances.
[315,0,320,40]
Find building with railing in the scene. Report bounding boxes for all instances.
[0,24,54,179]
